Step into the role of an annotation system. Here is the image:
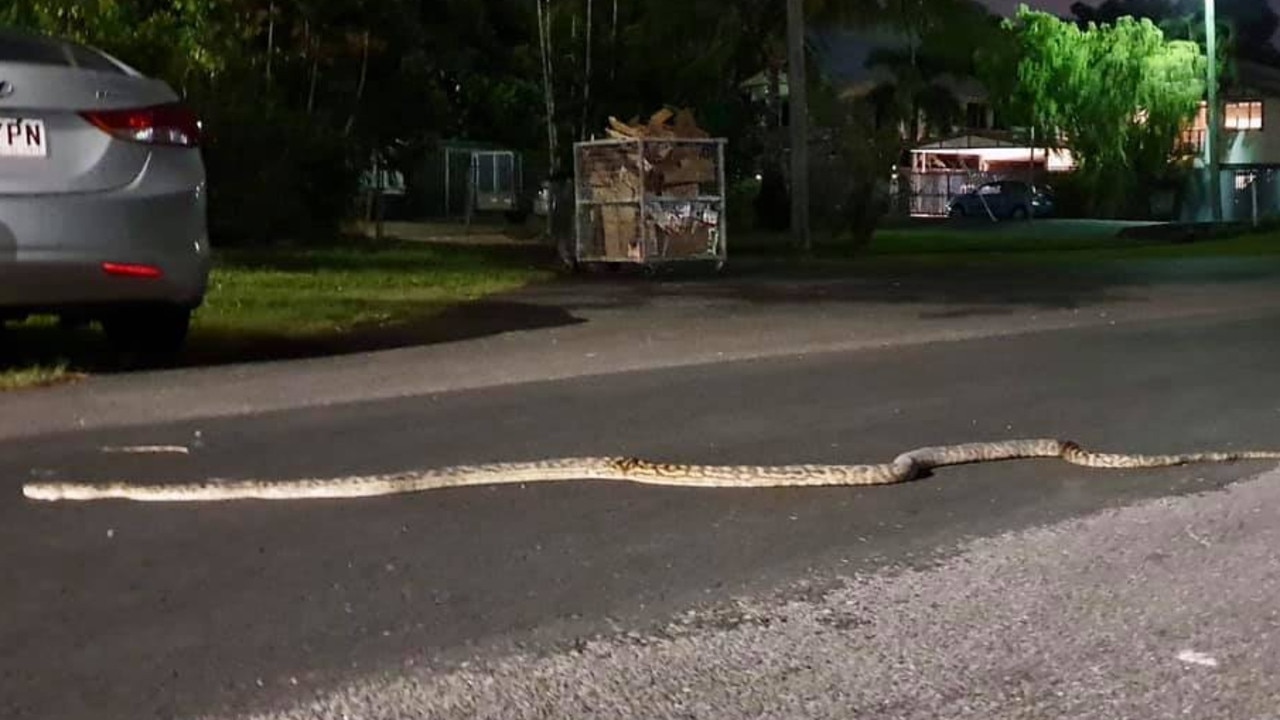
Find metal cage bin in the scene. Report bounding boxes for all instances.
[573,137,727,269]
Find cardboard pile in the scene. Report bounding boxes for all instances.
[604,108,716,198]
[604,108,711,141]
[579,141,642,259]
[579,108,721,261]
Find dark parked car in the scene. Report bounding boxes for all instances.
[947,180,1055,220]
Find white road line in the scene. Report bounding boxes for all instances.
[100,445,191,455]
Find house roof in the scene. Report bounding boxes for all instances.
[913,132,1028,151]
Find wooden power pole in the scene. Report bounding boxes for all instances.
[786,0,812,252]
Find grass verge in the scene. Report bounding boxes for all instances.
[0,239,556,390]
[195,241,554,337]
[0,363,82,391]
[733,222,1280,270]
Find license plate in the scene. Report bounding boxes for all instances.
[0,118,47,158]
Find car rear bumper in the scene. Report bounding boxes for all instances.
[0,151,210,313]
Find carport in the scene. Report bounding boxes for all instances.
[908,133,1076,217]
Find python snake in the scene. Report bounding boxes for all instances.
[20,439,1280,503]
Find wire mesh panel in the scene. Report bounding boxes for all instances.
[576,141,645,261]
[574,137,726,265]
[473,151,519,212]
[642,139,724,260]
[909,170,997,216]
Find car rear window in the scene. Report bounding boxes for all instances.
[0,31,126,74]
[0,32,69,66]
[67,44,126,74]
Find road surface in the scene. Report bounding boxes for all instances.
[4,299,1280,718]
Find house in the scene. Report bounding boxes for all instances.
[906,132,1076,216]
[794,26,1071,217]
[896,60,1280,221]
[1180,60,1280,223]
[753,25,1280,221]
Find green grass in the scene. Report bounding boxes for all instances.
[0,239,556,390]
[0,362,81,391]
[868,225,1140,257]
[734,222,1280,269]
[195,241,554,336]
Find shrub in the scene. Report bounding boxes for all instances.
[201,104,362,246]
[753,163,792,232]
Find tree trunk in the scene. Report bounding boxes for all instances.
[307,50,319,114]
[303,19,319,115]
[537,0,559,176]
[786,0,811,252]
[265,1,275,87]
[581,0,593,140]
[610,0,619,82]
[768,59,782,129]
[343,30,371,137]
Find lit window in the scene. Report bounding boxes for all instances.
[1224,101,1263,130]
[1235,171,1256,190]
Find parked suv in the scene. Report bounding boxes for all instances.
[947,180,1055,221]
[0,28,210,354]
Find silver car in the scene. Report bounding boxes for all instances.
[0,28,210,354]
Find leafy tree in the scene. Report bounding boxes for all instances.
[0,0,941,244]
[1069,0,1280,65]
[809,81,902,248]
[861,0,1001,143]
[978,6,1206,217]
[4,0,459,243]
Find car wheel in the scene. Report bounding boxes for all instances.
[102,305,192,359]
[948,205,966,219]
[1010,205,1029,220]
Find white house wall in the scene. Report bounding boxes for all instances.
[1181,96,1280,222]
[1220,97,1280,166]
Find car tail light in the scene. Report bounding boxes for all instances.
[102,262,163,279]
[81,103,201,147]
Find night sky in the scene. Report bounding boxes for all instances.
[982,0,1280,17]
[979,0,1280,46]
[981,0,1280,17]
[980,0,1075,15]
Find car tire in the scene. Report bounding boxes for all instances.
[1010,205,1029,220]
[102,305,192,359]
[949,205,966,219]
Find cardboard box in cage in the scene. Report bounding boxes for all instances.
[573,111,726,267]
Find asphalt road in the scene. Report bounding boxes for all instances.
[245,468,1280,720]
[4,309,1280,719]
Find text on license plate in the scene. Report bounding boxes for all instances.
[0,118,48,158]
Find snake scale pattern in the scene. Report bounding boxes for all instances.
[20,439,1280,503]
